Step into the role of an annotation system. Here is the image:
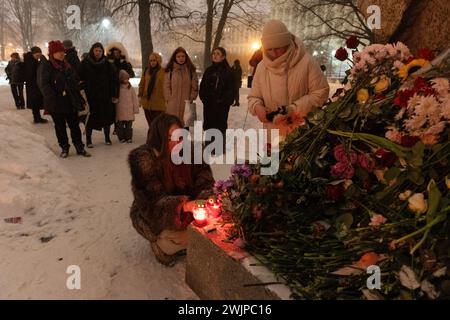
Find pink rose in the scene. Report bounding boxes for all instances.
[334,144,358,164]
[331,162,355,179]
[358,154,375,172]
[369,214,387,227]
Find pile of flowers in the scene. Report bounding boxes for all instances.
[215,39,450,300]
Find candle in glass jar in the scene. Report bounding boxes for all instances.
[193,207,208,227]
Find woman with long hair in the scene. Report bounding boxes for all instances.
[128,113,215,266]
[138,52,166,130]
[163,47,199,125]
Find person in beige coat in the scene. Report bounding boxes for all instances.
[163,47,199,126]
[248,20,330,138]
[116,70,139,143]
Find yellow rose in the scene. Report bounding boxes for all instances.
[408,193,428,214]
[357,89,369,104]
[374,76,391,93]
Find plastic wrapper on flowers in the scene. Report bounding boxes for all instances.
[215,40,450,300]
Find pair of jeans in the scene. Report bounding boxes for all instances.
[51,113,83,150]
[10,84,25,108]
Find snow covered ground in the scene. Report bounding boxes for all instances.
[0,75,341,299]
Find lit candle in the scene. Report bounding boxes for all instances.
[207,198,222,218]
[193,207,208,227]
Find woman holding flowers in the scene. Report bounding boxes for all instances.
[248,20,330,138]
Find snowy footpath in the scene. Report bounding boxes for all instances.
[0,79,341,300]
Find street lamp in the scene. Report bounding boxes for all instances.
[251,42,260,51]
[101,18,111,29]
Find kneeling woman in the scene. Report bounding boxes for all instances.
[128,114,215,266]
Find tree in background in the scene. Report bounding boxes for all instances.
[7,0,35,51]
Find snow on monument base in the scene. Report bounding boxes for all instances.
[185,223,292,300]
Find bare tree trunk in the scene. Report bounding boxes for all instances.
[138,0,153,68]
[8,0,34,51]
[212,0,234,50]
[203,0,214,70]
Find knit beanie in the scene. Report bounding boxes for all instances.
[30,46,42,55]
[261,20,292,50]
[48,41,65,57]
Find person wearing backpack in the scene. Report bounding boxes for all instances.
[163,47,198,126]
[5,52,25,109]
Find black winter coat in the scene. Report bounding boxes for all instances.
[108,56,135,78]
[65,47,81,75]
[78,56,119,130]
[39,59,84,115]
[199,60,235,132]
[24,53,44,109]
[5,60,25,84]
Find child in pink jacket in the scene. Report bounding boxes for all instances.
[116,70,139,143]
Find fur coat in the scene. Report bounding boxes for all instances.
[128,144,215,238]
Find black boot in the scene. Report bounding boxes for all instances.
[60,146,70,158]
[75,145,91,158]
[104,126,112,145]
[86,129,93,148]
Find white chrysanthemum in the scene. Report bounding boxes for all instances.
[407,93,422,110]
[404,116,427,134]
[394,60,405,69]
[431,78,450,97]
[394,42,413,61]
[414,95,440,119]
[441,97,450,120]
[424,121,447,136]
[395,107,406,121]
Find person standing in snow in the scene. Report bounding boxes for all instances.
[39,41,90,158]
[5,52,25,110]
[105,42,135,78]
[138,53,166,131]
[63,40,81,75]
[128,113,215,266]
[199,47,235,152]
[163,47,199,126]
[248,20,329,130]
[231,59,243,107]
[24,47,48,124]
[78,42,119,147]
[116,70,139,143]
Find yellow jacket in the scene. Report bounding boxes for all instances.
[138,67,166,111]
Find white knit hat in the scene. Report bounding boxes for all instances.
[261,20,292,50]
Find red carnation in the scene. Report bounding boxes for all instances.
[416,48,435,61]
[346,36,359,49]
[374,149,397,168]
[324,185,345,202]
[335,47,349,61]
[394,89,414,108]
[401,135,420,148]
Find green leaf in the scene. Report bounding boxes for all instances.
[426,180,442,223]
[384,167,401,182]
[407,168,425,185]
[406,142,425,168]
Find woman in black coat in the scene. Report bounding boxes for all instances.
[24,47,48,123]
[231,59,243,107]
[199,47,235,152]
[39,41,90,158]
[78,42,119,147]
